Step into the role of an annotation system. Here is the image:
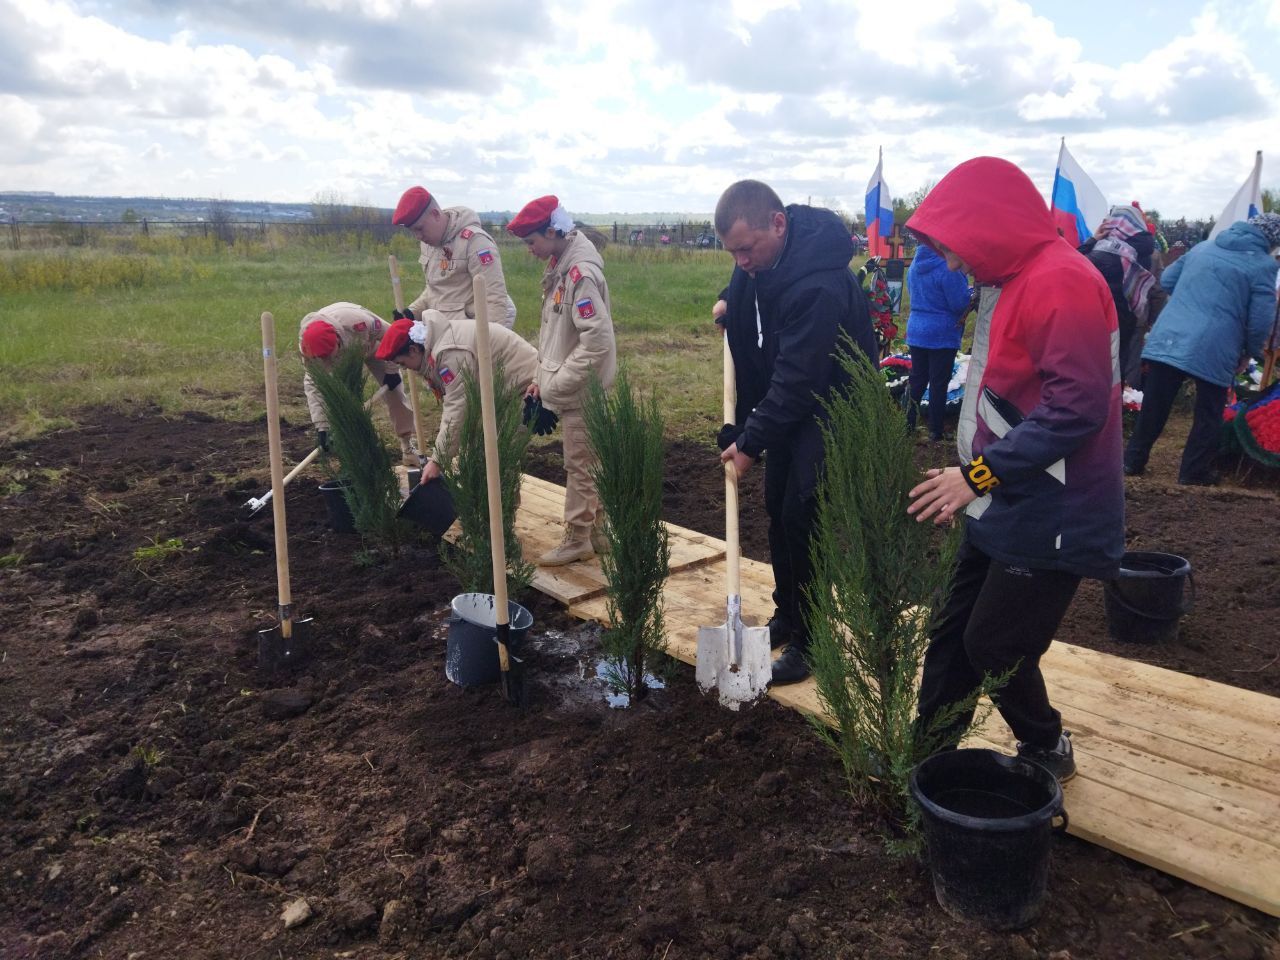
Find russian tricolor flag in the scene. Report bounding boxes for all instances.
[1049,139,1107,247]
[865,146,893,259]
[1208,151,1263,240]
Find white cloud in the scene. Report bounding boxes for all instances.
[0,0,1276,215]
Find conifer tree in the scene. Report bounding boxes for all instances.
[307,348,407,551]
[439,362,533,599]
[806,344,1004,851]
[584,370,670,703]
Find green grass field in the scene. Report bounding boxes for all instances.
[0,235,880,445]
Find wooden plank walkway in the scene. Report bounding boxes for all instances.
[518,475,1280,917]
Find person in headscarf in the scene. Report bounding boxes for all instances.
[905,156,1124,782]
[1124,212,1280,485]
[1079,204,1157,384]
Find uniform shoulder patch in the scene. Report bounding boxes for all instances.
[459,228,474,240]
[439,365,455,385]
[568,265,582,284]
[477,248,495,266]
[353,321,367,331]
[575,298,596,320]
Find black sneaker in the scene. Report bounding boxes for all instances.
[1016,731,1076,782]
[765,615,792,649]
[769,645,811,685]
[1123,463,1144,477]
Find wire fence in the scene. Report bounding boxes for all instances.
[2,218,727,252]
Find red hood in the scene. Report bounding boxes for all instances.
[906,156,1059,284]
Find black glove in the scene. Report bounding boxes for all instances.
[716,423,743,451]
[865,256,881,271]
[522,396,560,436]
[316,429,329,452]
[392,307,416,322]
[382,372,402,391]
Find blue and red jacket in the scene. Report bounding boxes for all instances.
[907,157,1124,580]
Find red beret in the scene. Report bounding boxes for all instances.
[393,186,433,227]
[374,318,415,361]
[507,195,559,238]
[300,320,339,359]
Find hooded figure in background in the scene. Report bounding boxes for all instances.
[1078,204,1158,383]
[905,156,1123,782]
[1124,213,1280,485]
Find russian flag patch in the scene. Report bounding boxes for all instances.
[439,366,455,385]
[576,298,595,319]
[477,248,494,265]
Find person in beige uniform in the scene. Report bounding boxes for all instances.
[374,312,539,483]
[391,186,516,329]
[298,302,421,467]
[507,195,617,566]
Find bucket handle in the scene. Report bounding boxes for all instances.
[1052,805,1069,834]
[1104,572,1195,620]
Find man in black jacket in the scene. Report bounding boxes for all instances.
[713,180,877,684]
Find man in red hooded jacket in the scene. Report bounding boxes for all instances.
[905,157,1124,781]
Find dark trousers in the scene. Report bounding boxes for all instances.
[764,443,818,649]
[917,538,1081,749]
[906,346,957,439]
[1124,360,1228,484]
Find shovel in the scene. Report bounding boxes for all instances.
[256,311,313,672]
[389,254,430,469]
[696,338,771,708]
[472,275,524,705]
[243,383,390,515]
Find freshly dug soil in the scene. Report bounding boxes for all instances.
[1,406,1277,959]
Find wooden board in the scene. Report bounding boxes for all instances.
[514,474,725,605]
[551,494,1280,918]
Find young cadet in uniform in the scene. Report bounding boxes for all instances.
[375,312,539,483]
[391,186,516,329]
[298,302,420,467]
[905,156,1124,781]
[712,180,877,685]
[507,195,617,567]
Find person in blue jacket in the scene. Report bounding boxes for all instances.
[905,243,972,440]
[1124,214,1280,485]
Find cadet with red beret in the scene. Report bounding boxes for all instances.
[375,312,539,483]
[298,302,421,467]
[508,195,617,566]
[392,186,516,329]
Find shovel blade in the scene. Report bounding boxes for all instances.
[258,618,313,674]
[696,623,771,710]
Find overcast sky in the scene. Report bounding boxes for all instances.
[1,0,1277,218]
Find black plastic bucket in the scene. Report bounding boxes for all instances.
[446,593,533,687]
[318,480,355,533]
[398,477,456,536]
[910,748,1067,930]
[1103,551,1194,644]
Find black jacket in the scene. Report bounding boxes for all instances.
[722,205,876,478]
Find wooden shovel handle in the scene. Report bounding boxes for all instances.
[388,255,429,457]
[260,311,294,639]
[472,276,511,671]
[723,338,741,597]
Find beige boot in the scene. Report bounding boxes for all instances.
[399,435,423,468]
[538,525,595,567]
[589,520,610,556]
